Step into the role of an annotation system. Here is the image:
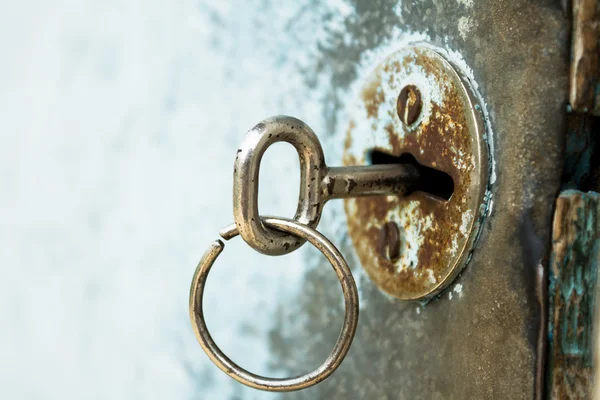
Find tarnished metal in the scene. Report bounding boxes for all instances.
[234,115,421,256]
[343,46,489,300]
[190,216,359,392]
[321,164,420,200]
[569,0,600,115]
[233,117,326,256]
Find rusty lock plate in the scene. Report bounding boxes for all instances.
[343,46,489,300]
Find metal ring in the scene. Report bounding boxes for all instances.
[189,217,359,392]
[233,116,326,256]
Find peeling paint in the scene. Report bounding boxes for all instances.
[458,16,474,40]
[454,283,464,298]
[547,190,599,398]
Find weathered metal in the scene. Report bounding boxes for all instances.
[199,112,442,390]
[343,46,489,300]
[569,0,600,115]
[550,3,600,394]
[263,1,568,398]
[321,164,421,200]
[233,115,421,256]
[547,190,599,399]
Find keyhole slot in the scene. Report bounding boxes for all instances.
[367,150,455,201]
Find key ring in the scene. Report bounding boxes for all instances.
[189,216,359,392]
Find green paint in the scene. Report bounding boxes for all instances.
[548,190,599,389]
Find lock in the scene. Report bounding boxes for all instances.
[343,45,490,300]
[191,115,427,391]
[191,46,492,391]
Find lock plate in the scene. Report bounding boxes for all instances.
[343,45,489,300]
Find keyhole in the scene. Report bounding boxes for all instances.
[367,150,455,201]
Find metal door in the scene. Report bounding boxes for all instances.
[4,1,595,399]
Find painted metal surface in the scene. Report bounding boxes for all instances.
[1,0,570,399]
[569,0,600,115]
[343,46,489,300]
[548,190,599,399]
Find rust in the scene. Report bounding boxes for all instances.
[547,193,597,399]
[569,0,599,114]
[362,77,385,119]
[343,47,487,299]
